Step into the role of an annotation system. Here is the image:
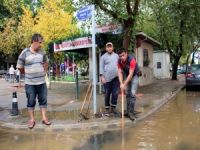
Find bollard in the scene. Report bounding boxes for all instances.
[11,92,19,116]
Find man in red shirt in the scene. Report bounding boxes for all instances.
[117,48,139,121]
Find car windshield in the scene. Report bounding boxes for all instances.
[190,65,200,72]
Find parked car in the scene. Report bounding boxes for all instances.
[186,64,200,88]
[0,69,6,75]
[0,69,7,79]
[177,68,186,75]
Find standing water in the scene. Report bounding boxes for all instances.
[76,90,200,150]
[0,90,200,150]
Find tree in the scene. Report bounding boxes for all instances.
[77,0,141,50]
[0,0,78,56]
[33,0,78,49]
[0,0,24,54]
[0,1,11,31]
[148,0,200,80]
[16,7,35,50]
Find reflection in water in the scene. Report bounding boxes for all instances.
[78,90,200,150]
[1,90,200,150]
[0,129,94,150]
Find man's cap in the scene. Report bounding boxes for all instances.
[106,42,113,47]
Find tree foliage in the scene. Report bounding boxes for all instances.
[0,0,78,56]
[33,0,78,49]
[147,0,200,79]
[0,0,11,31]
[0,0,24,54]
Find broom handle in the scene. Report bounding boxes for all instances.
[121,90,125,150]
[121,90,125,124]
[85,87,93,116]
[80,82,92,113]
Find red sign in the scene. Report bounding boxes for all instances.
[95,24,122,34]
[54,37,92,52]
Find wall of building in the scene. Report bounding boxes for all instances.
[153,51,170,79]
[136,42,154,86]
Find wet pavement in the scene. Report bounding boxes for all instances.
[1,88,200,150]
[0,75,185,131]
[77,90,200,150]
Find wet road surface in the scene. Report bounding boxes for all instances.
[1,89,200,150]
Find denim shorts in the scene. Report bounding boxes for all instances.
[25,83,47,109]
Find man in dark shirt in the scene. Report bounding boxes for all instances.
[117,48,139,121]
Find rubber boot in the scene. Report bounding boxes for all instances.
[124,100,130,117]
[128,102,136,121]
[111,106,121,117]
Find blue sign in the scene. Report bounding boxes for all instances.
[76,5,92,21]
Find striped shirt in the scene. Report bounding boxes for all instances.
[100,52,119,82]
[17,48,47,85]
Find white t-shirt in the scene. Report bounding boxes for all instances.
[9,67,15,75]
[16,69,20,76]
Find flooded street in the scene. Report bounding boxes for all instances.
[1,90,200,150]
[84,90,200,150]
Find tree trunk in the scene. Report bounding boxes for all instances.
[172,56,181,80]
[191,51,196,64]
[122,26,132,50]
[122,17,134,50]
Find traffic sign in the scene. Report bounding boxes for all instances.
[76,5,92,21]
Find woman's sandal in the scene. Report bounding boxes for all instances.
[28,120,36,129]
[42,120,51,126]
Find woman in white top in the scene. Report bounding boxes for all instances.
[9,65,15,83]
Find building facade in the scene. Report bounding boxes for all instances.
[135,32,160,86]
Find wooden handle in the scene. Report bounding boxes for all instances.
[80,82,92,113]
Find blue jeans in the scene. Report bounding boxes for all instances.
[103,77,119,109]
[10,74,14,83]
[16,75,19,83]
[25,83,47,110]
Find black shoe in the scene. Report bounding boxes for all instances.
[110,107,121,117]
[104,109,110,117]
[128,112,137,121]
[111,111,122,118]
[111,107,117,114]
[124,110,129,117]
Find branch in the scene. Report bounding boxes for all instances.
[191,43,200,54]
[166,40,175,58]
[94,0,119,20]
[132,0,140,16]
[125,0,132,15]
[177,19,184,57]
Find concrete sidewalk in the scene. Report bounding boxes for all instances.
[0,75,185,131]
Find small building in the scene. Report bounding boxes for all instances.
[135,32,161,86]
[153,50,171,79]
